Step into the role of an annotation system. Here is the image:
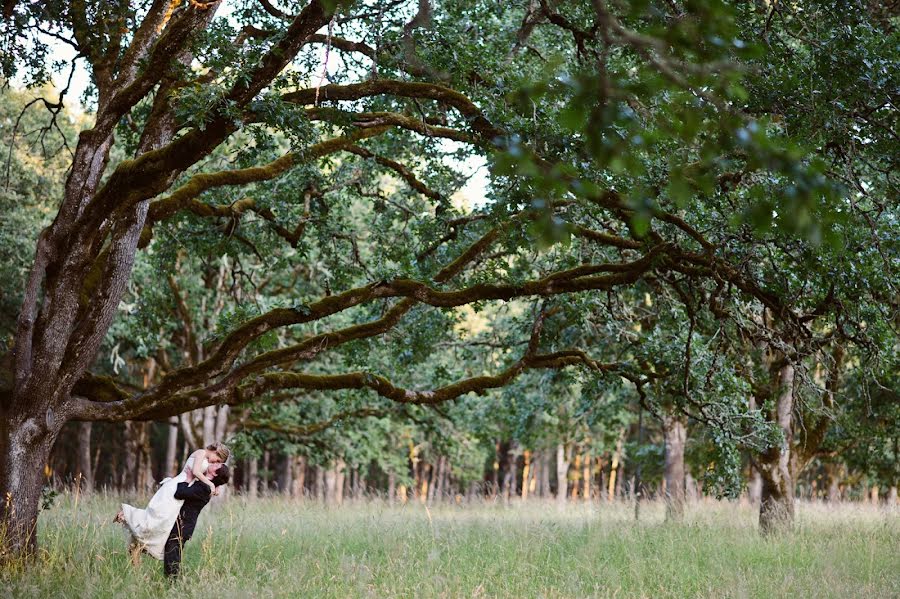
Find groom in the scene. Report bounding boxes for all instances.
[163,462,230,579]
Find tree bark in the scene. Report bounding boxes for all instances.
[277,454,292,494]
[314,465,325,503]
[291,456,306,499]
[387,471,396,505]
[555,443,570,506]
[759,363,797,534]
[248,458,259,500]
[0,410,58,555]
[76,422,93,492]
[165,416,179,477]
[608,428,625,502]
[582,451,591,503]
[663,413,687,521]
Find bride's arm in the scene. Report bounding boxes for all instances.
[189,449,217,494]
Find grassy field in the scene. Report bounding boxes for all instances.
[3,493,898,598]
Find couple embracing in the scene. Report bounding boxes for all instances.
[115,442,231,578]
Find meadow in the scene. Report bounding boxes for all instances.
[3,493,898,599]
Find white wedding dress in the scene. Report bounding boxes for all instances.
[120,455,208,559]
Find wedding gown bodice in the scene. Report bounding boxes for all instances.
[183,455,209,475]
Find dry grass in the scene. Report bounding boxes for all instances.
[3,493,898,598]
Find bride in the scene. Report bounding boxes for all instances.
[115,442,230,560]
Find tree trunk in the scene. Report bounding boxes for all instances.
[334,458,346,505]
[291,456,306,499]
[663,413,687,522]
[582,452,591,503]
[202,406,216,446]
[315,466,325,503]
[434,456,447,503]
[748,464,763,504]
[541,452,551,498]
[277,454,292,495]
[521,450,531,501]
[532,451,543,498]
[76,422,93,492]
[324,466,337,505]
[608,429,625,502]
[0,411,58,556]
[248,458,259,500]
[759,363,797,534]
[555,443,570,506]
[826,463,841,503]
[165,416,179,477]
[387,471,396,505]
[213,405,229,444]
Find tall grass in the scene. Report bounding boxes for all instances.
[3,493,898,598]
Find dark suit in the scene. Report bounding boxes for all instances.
[163,481,212,579]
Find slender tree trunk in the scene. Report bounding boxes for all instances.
[427,459,439,504]
[582,452,592,503]
[202,406,216,446]
[315,466,325,503]
[555,443,570,506]
[324,466,337,506]
[826,463,841,503]
[76,422,93,492]
[434,456,446,503]
[165,416,178,477]
[248,458,259,500]
[521,450,531,501]
[759,363,797,534]
[277,454,292,495]
[334,458,346,505]
[291,456,306,499]
[663,413,687,521]
[387,471,396,505]
[608,429,625,502]
[489,441,500,498]
[541,452,551,498]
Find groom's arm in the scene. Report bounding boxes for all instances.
[175,481,211,501]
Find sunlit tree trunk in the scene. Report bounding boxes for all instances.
[555,443,570,506]
[608,429,625,502]
[165,417,179,477]
[663,413,687,521]
[582,451,592,503]
[521,450,531,501]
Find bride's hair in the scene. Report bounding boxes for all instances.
[211,464,231,486]
[207,442,231,463]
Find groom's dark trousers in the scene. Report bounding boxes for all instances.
[163,481,212,579]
